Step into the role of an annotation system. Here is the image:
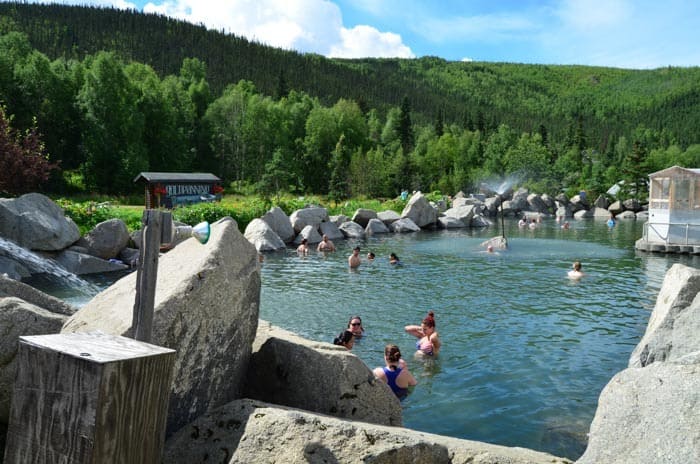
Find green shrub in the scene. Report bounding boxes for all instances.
[57,199,143,234]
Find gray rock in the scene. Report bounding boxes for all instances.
[471,214,491,228]
[245,321,402,426]
[329,214,348,226]
[118,247,140,267]
[319,221,344,240]
[437,216,466,228]
[0,256,31,280]
[592,207,611,218]
[0,193,80,251]
[484,196,501,216]
[510,188,529,211]
[365,218,390,235]
[629,264,700,368]
[636,210,649,220]
[244,218,286,251]
[338,221,365,239]
[52,249,130,275]
[608,200,624,214]
[390,218,421,233]
[444,204,476,225]
[527,193,549,214]
[351,208,378,228]
[577,362,700,464]
[555,205,572,219]
[261,206,295,243]
[573,209,593,219]
[0,274,76,316]
[289,207,329,234]
[163,398,572,464]
[62,217,260,436]
[0,297,67,423]
[594,195,610,209]
[294,224,323,244]
[617,210,636,219]
[570,193,589,209]
[401,192,437,227]
[622,198,642,212]
[541,193,556,212]
[75,218,130,260]
[377,210,401,226]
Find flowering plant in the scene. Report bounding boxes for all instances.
[152,184,167,196]
[212,184,224,194]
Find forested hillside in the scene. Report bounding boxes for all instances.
[0,2,699,200]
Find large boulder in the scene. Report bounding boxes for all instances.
[75,218,130,259]
[289,207,329,234]
[444,204,476,225]
[0,193,80,251]
[319,221,344,241]
[244,218,286,251]
[294,224,323,244]
[365,218,390,235]
[61,217,260,436]
[0,297,67,424]
[338,221,365,239]
[260,206,295,243]
[437,216,466,228]
[510,188,529,211]
[629,264,700,368]
[52,249,130,275]
[577,360,700,464]
[377,210,401,226]
[163,398,572,464]
[351,208,378,228]
[401,192,437,228]
[527,194,549,214]
[245,321,402,426]
[390,218,421,233]
[0,255,30,280]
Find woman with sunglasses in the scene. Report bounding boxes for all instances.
[347,316,365,338]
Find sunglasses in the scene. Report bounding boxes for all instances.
[351,322,361,326]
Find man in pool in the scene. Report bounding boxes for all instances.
[348,246,361,268]
[317,234,336,252]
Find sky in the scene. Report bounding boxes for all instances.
[19,0,700,69]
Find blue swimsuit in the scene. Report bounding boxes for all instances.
[383,366,408,399]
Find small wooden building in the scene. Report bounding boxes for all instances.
[133,172,223,209]
[636,166,700,253]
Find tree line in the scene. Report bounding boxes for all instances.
[1,3,700,200]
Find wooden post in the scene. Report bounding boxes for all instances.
[132,209,164,343]
[3,332,175,464]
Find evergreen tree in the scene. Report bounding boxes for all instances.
[398,96,414,155]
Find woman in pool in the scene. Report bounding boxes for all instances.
[405,311,441,357]
[347,315,365,338]
[373,344,417,399]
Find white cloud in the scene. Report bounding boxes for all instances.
[330,25,414,58]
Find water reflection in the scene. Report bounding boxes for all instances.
[260,218,697,460]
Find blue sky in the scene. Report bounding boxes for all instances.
[19,0,700,69]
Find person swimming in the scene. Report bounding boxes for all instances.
[405,311,441,357]
[568,260,585,279]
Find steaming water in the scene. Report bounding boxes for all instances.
[0,237,100,296]
[259,219,699,460]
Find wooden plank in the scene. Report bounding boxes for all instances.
[4,333,175,464]
[132,209,163,343]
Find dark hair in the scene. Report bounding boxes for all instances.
[422,311,435,328]
[301,238,308,245]
[333,330,354,346]
[384,344,402,369]
[367,252,375,258]
[347,315,364,332]
[353,246,360,251]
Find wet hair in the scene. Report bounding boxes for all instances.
[300,238,308,245]
[333,330,354,346]
[573,261,582,271]
[347,315,364,332]
[367,252,375,259]
[384,344,402,369]
[353,246,360,251]
[422,311,436,328]
[390,253,399,260]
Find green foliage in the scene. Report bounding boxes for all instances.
[57,199,143,234]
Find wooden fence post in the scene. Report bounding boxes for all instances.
[3,332,175,464]
[132,209,166,343]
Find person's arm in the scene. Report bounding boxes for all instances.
[400,367,418,387]
[430,333,441,355]
[404,325,424,338]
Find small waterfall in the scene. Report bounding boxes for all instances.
[0,237,100,295]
